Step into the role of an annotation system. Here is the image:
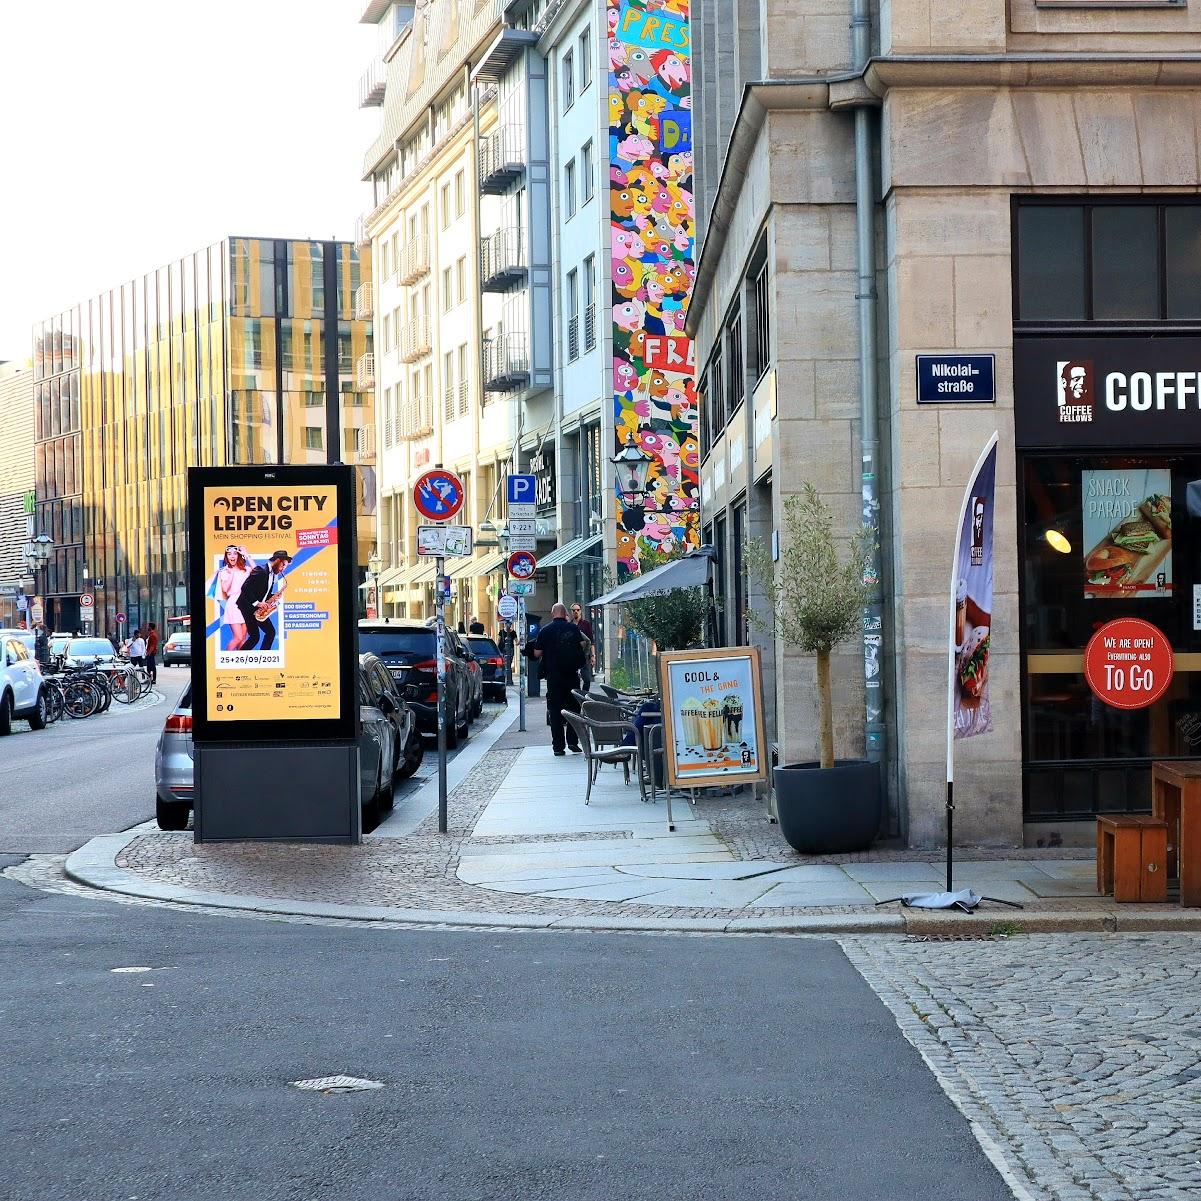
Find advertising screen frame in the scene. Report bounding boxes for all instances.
[188,464,359,745]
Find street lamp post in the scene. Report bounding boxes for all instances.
[23,533,54,627]
[611,432,655,533]
[367,549,382,619]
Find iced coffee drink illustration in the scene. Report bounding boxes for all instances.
[722,694,743,741]
[700,698,724,751]
[955,578,967,649]
[680,700,705,749]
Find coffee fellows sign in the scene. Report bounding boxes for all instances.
[1015,337,1201,448]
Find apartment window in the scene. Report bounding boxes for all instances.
[578,27,592,91]
[564,160,576,219]
[443,350,455,422]
[752,261,771,379]
[562,49,574,110]
[726,310,745,413]
[456,255,467,304]
[304,427,323,451]
[1015,199,1201,324]
[381,240,391,280]
[457,343,469,416]
[344,428,357,454]
[583,254,596,351]
[566,268,579,362]
[442,266,454,312]
[424,363,433,429]
[384,385,393,445]
[581,141,594,203]
[709,346,726,441]
[390,232,399,277]
[441,183,452,229]
[455,169,466,218]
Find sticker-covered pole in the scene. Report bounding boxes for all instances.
[436,555,448,833]
[518,593,527,733]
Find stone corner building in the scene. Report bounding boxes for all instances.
[689,0,1201,848]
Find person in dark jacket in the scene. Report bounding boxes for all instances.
[530,603,588,755]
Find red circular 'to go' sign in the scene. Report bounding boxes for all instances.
[1084,617,1174,710]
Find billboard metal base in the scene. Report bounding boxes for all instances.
[194,744,361,843]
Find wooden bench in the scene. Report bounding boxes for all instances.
[1151,760,1201,907]
[1097,815,1168,903]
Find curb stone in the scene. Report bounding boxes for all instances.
[63,827,1201,935]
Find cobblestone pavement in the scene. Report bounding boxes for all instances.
[844,933,1201,1201]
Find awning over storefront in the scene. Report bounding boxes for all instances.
[411,561,438,585]
[378,566,406,587]
[446,549,506,580]
[590,550,712,607]
[537,534,603,570]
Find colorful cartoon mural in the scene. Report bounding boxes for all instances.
[609,0,699,579]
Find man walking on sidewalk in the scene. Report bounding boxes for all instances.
[529,603,587,756]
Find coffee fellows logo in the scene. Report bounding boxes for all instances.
[1057,360,1094,423]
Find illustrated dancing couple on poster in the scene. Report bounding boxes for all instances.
[213,545,292,651]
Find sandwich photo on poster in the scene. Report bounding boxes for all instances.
[953,440,996,740]
[1082,467,1172,599]
[659,647,768,790]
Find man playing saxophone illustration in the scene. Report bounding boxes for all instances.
[236,550,292,651]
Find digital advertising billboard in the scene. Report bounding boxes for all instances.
[188,465,358,744]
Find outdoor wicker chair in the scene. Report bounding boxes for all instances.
[562,711,643,804]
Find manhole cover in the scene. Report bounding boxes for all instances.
[290,1075,384,1094]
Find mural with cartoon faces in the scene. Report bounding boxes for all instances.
[610,0,697,578]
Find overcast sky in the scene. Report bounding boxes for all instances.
[0,1,376,362]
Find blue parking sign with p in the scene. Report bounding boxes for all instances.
[507,474,537,506]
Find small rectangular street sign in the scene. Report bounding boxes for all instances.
[507,503,536,521]
[507,517,536,552]
[417,524,473,557]
[506,474,537,507]
[916,354,995,404]
[507,581,536,597]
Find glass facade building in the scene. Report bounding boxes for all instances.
[33,237,374,636]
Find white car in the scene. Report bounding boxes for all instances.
[0,634,48,733]
[59,637,119,669]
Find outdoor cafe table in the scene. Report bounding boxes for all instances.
[1151,760,1201,907]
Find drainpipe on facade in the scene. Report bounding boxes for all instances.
[850,0,889,795]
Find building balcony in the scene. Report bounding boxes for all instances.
[398,234,430,285]
[357,352,376,389]
[400,316,431,363]
[480,228,527,292]
[353,282,374,321]
[478,126,525,195]
[350,423,376,464]
[359,59,385,107]
[482,333,529,393]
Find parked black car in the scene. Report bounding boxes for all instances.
[449,627,484,718]
[357,620,472,747]
[359,651,424,780]
[466,635,507,702]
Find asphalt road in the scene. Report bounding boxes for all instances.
[0,869,1011,1201]
[0,666,191,855]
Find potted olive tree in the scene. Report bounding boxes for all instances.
[746,484,881,853]
[622,586,709,652]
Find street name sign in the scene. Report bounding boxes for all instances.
[916,354,996,404]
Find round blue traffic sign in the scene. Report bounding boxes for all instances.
[507,551,537,580]
[413,469,465,521]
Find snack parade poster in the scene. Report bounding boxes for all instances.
[952,439,996,740]
[202,484,340,724]
[664,652,762,783]
[1082,467,1172,600]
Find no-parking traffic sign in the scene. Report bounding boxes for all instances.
[507,551,537,580]
[413,469,465,522]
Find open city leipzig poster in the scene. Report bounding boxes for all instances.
[201,483,341,724]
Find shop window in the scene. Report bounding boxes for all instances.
[1016,200,1201,324]
[1021,453,1201,818]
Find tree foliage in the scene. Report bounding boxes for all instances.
[623,586,709,652]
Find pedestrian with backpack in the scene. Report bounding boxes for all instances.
[529,603,588,755]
